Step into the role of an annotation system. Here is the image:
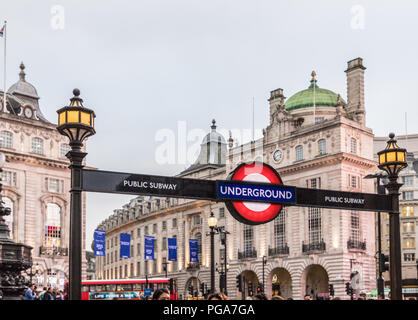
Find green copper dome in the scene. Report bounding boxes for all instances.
[285,73,345,111]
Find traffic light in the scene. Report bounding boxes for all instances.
[345,282,350,295]
[248,282,253,296]
[236,275,242,291]
[169,278,174,292]
[329,284,334,297]
[200,282,205,295]
[380,253,389,272]
[257,284,262,293]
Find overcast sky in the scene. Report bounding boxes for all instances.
[3,0,418,250]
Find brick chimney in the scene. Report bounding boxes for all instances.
[345,58,366,125]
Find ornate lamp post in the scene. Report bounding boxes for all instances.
[24,263,40,285]
[0,152,33,299]
[208,212,217,294]
[377,133,407,300]
[56,89,96,300]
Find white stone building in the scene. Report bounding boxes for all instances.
[95,57,378,300]
[0,63,87,290]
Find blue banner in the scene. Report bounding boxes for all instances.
[168,238,177,261]
[120,233,131,259]
[144,236,155,260]
[189,239,198,263]
[94,229,106,256]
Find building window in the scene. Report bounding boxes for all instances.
[137,243,141,257]
[1,170,17,187]
[153,224,157,233]
[402,176,414,186]
[193,215,201,225]
[308,207,321,244]
[3,197,14,239]
[172,218,177,228]
[219,207,225,218]
[274,208,286,248]
[32,137,44,155]
[0,131,13,148]
[350,138,357,154]
[60,143,71,158]
[137,262,141,276]
[44,203,62,248]
[404,253,415,262]
[350,211,360,243]
[162,221,167,230]
[144,261,148,275]
[296,145,303,161]
[307,177,321,189]
[162,237,167,250]
[318,139,326,155]
[144,226,149,235]
[243,225,254,253]
[403,222,415,233]
[153,260,157,274]
[402,206,414,217]
[403,191,414,200]
[45,177,64,193]
[403,238,415,249]
[137,228,141,237]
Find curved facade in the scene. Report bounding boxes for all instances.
[95,57,377,300]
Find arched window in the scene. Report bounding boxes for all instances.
[32,137,44,155]
[0,131,13,148]
[44,203,62,248]
[3,197,14,239]
[296,145,303,161]
[318,139,326,155]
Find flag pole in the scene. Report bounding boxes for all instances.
[312,71,316,124]
[3,20,6,112]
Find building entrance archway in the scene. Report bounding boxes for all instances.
[239,270,259,299]
[184,276,200,299]
[269,268,292,298]
[302,264,329,300]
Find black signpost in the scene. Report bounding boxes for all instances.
[82,168,394,213]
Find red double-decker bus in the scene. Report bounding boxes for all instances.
[64,278,178,300]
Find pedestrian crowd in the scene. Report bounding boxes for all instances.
[19,284,417,300]
[23,284,65,300]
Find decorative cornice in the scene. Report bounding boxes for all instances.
[3,149,70,169]
[278,152,376,176]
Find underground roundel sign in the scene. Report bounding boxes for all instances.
[224,161,284,225]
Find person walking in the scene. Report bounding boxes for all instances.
[24,284,36,300]
[43,287,55,300]
[38,287,47,300]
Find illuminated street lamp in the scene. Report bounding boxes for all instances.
[377,133,407,300]
[208,212,217,294]
[56,89,96,300]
